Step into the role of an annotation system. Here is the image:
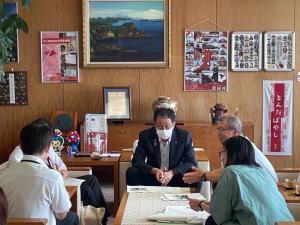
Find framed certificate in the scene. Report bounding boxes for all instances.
[103,87,131,120]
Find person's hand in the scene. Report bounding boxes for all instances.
[183,166,205,184]
[161,170,174,186]
[151,168,164,183]
[188,198,201,211]
[60,170,69,179]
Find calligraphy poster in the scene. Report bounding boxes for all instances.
[184,30,228,91]
[264,32,295,71]
[231,32,262,71]
[0,71,27,105]
[262,80,293,155]
[41,31,79,83]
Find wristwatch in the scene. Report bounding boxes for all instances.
[200,172,207,181]
[198,200,206,211]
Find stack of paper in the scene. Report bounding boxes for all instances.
[147,206,209,224]
[127,185,190,193]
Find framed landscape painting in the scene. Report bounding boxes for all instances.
[83,0,170,67]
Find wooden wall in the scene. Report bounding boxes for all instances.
[0,0,299,168]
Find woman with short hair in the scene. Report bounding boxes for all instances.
[189,136,294,225]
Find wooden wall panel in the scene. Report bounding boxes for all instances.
[0,0,299,169]
[140,0,217,122]
[217,0,295,168]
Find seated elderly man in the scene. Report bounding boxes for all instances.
[0,118,79,225]
[183,115,278,185]
[8,118,110,224]
[126,97,198,187]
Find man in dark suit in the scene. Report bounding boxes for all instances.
[126,107,197,187]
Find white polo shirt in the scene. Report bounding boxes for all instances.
[8,145,67,171]
[0,155,71,225]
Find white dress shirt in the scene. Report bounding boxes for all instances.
[9,145,67,171]
[0,155,71,225]
[252,141,278,183]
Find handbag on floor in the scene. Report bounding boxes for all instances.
[80,205,105,225]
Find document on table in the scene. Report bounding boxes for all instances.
[161,193,206,201]
[64,177,85,187]
[148,206,209,224]
[127,185,190,193]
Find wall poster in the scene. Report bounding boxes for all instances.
[264,31,295,71]
[231,32,262,71]
[41,31,80,83]
[184,30,228,91]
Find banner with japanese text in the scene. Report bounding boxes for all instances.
[262,80,293,155]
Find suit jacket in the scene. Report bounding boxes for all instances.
[132,126,197,175]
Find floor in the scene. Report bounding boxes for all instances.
[102,182,116,225]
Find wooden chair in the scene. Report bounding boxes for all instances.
[50,111,78,136]
[7,218,47,225]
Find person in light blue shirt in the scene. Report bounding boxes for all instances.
[189,136,294,225]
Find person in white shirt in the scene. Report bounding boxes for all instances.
[183,115,278,185]
[0,119,79,225]
[8,118,110,224]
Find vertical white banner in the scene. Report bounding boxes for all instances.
[263,80,293,155]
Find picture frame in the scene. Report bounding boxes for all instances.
[0,71,27,105]
[184,30,228,92]
[103,87,131,120]
[40,31,80,83]
[82,0,170,68]
[264,31,295,71]
[1,1,19,62]
[231,32,262,71]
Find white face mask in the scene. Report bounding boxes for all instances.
[156,128,173,140]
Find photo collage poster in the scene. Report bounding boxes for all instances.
[41,31,80,83]
[231,32,262,71]
[264,32,295,71]
[184,30,228,91]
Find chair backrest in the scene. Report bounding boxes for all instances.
[132,139,139,153]
[50,111,77,136]
[7,218,48,225]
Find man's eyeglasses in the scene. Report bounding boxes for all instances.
[216,127,233,134]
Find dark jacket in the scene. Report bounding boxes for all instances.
[132,126,197,175]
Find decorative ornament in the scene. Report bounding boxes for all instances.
[210,103,227,125]
[51,129,64,155]
[65,131,80,154]
[152,96,178,113]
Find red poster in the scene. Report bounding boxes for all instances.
[41,31,79,83]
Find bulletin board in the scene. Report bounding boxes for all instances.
[0,71,28,105]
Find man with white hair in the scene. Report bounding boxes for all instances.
[183,115,278,185]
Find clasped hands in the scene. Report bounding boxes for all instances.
[151,168,174,186]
